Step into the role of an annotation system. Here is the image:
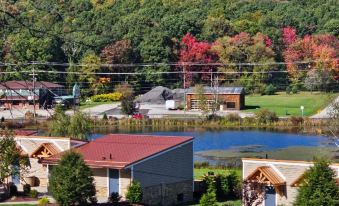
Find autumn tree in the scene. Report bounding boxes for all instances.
[179,33,216,88]
[79,53,107,96]
[282,27,339,85]
[213,32,275,93]
[100,39,134,64]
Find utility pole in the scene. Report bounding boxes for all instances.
[29,67,37,124]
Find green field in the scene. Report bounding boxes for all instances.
[194,168,241,180]
[245,92,338,117]
[79,101,114,110]
[196,146,337,163]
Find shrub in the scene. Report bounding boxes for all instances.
[292,85,299,94]
[256,109,278,124]
[108,192,121,204]
[286,86,292,94]
[200,176,218,206]
[225,113,241,122]
[289,116,304,125]
[264,84,276,95]
[30,189,38,198]
[9,184,17,196]
[243,117,256,125]
[38,197,49,206]
[194,162,210,169]
[23,184,31,195]
[90,92,123,102]
[126,180,143,204]
[199,191,218,206]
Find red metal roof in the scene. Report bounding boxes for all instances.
[0,81,64,90]
[42,134,193,169]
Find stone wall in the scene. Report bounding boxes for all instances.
[92,168,108,198]
[119,169,131,199]
[142,180,193,206]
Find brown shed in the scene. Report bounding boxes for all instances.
[186,86,245,110]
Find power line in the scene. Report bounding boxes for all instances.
[0,58,338,68]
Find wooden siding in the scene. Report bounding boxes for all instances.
[133,142,193,188]
[186,93,244,110]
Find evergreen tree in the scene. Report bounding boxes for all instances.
[49,151,96,206]
[200,176,218,206]
[294,159,339,206]
[126,180,143,204]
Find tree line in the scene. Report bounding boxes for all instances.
[0,0,338,95]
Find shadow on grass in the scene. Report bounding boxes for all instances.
[244,105,260,110]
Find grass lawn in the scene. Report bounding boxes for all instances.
[79,101,115,110]
[245,92,338,116]
[194,168,242,180]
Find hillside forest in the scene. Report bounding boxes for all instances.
[1,0,338,95]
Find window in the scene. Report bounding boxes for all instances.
[226,102,236,109]
[177,193,184,202]
[191,99,217,110]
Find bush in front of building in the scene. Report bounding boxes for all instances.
[202,172,241,201]
[200,176,218,206]
[38,197,49,206]
[49,151,96,206]
[29,189,38,198]
[90,92,123,102]
[294,158,339,206]
[126,180,143,204]
[23,184,31,196]
[108,192,121,205]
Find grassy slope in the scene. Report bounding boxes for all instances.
[245,92,338,116]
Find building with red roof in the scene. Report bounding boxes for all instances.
[0,80,64,110]
[41,134,194,205]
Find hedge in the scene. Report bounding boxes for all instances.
[90,92,122,102]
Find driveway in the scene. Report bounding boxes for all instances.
[311,96,339,118]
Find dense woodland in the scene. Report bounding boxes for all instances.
[0,0,338,95]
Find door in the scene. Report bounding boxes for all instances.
[11,163,20,185]
[109,169,119,195]
[264,186,276,206]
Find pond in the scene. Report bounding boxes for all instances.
[89,129,336,165]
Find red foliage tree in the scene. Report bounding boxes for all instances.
[282,27,297,46]
[179,33,216,88]
[282,27,339,83]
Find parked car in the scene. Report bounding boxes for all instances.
[132,113,149,119]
